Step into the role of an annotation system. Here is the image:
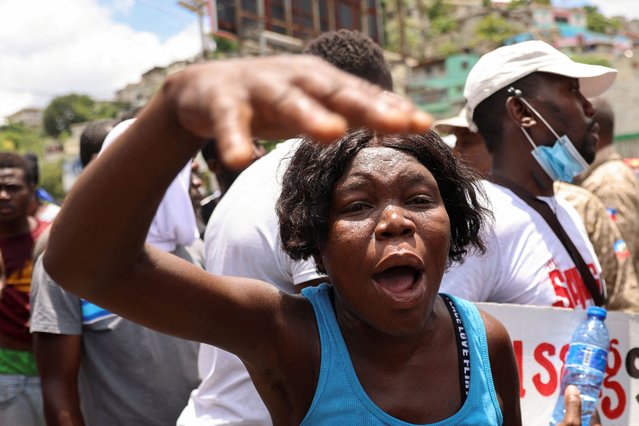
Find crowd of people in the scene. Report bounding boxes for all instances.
[1,29,637,425]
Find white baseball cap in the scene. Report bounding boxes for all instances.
[432,106,471,134]
[464,40,617,131]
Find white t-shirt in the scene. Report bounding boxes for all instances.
[101,119,199,252]
[177,139,321,425]
[441,181,605,309]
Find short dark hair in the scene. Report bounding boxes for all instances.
[0,152,33,184]
[277,130,489,270]
[80,119,116,168]
[591,96,613,140]
[22,152,39,184]
[201,139,218,162]
[304,30,393,91]
[473,72,544,153]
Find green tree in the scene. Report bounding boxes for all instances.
[584,6,623,35]
[426,0,449,21]
[43,95,128,138]
[43,94,95,138]
[211,34,239,58]
[510,0,550,6]
[429,16,458,37]
[471,14,519,47]
[0,123,48,153]
[39,159,65,201]
[93,100,130,119]
[570,54,612,68]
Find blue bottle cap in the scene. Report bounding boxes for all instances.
[587,306,607,319]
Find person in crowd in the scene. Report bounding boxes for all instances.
[197,138,266,228]
[189,160,208,235]
[434,103,639,312]
[42,51,527,424]
[555,181,639,312]
[178,29,396,425]
[433,106,491,176]
[29,120,201,426]
[23,152,61,223]
[0,153,48,426]
[440,40,617,310]
[575,97,639,275]
[0,252,4,292]
[42,50,590,426]
[79,119,117,168]
[105,118,202,257]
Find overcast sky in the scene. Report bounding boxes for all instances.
[1,0,637,124]
[587,0,639,19]
[0,0,200,123]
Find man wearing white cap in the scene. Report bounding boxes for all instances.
[432,106,492,176]
[440,40,617,309]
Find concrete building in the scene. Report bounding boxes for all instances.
[6,107,43,128]
[215,0,384,53]
[115,60,192,109]
[405,53,479,118]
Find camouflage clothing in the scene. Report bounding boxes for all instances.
[556,182,639,312]
[576,145,639,279]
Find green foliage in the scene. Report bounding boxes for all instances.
[39,159,65,201]
[569,54,612,68]
[212,34,239,57]
[384,12,424,56]
[383,0,458,57]
[584,6,623,35]
[0,123,48,153]
[430,16,459,37]
[93,101,130,120]
[472,14,519,46]
[43,94,94,138]
[426,0,450,21]
[436,41,462,57]
[260,140,280,153]
[43,95,128,138]
[510,0,550,6]
[0,124,64,198]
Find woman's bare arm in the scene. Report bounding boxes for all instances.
[481,310,522,426]
[43,55,431,363]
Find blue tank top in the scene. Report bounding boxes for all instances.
[300,284,502,425]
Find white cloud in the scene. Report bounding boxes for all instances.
[113,0,135,14]
[0,0,200,123]
[590,0,639,20]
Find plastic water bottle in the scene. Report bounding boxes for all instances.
[549,306,609,426]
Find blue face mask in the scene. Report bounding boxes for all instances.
[509,87,589,183]
[529,135,589,182]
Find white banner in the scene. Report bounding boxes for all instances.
[477,303,639,426]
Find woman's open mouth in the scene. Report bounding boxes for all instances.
[372,265,425,307]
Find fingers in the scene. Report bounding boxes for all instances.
[209,95,257,171]
[560,385,582,426]
[289,61,432,137]
[326,86,432,135]
[264,86,350,142]
[169,56,433,170]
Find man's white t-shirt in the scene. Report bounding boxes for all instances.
[441,181,605,308]
[101,119,199,252]
[177,139,321,425]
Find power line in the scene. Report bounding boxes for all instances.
[0,85,113,99]
[133,0,195,23]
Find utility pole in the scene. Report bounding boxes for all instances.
[397,0,407,59]
[178,0,212,59]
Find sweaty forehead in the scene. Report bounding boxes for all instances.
[0,168,28,185]
[338,146,433,186]
[347,146,418,170]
